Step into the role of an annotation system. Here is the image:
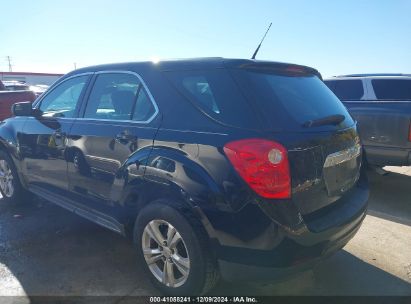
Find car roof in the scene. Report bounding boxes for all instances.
[325,73,411,81]
[2,80,27,84]
[65,57,321,78]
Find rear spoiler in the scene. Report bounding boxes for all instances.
[230,61,322,80]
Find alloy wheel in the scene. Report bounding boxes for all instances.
[0,159,14,198]
[142,219,190,288]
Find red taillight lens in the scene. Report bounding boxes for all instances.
[223,139,291,199]
[408,122,411,142]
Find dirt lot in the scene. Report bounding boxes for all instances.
[0,168,410,301]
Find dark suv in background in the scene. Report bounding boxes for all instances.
[325,74,411,167]
[0,58,368,295]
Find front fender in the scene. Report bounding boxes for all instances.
[0,118,28,186]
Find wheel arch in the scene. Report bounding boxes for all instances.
[121,146,221,242]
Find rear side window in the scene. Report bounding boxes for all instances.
[133,88,156,122]
[84,73,156,122]
[164,69,260,129]
[326,80,364,101]
[372,79,411,100]
[231,70,354,131]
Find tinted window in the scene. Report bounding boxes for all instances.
[372,79,411,100]
[181,76,220,114]
[328,80,364,101]
[231,70,354,131]
[84,73,156,122]
[164,69,260,129]
[132,88,156,122]
[39,75,88,118]
[84,73,139,120]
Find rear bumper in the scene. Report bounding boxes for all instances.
[364,145,411,166]
[208,170,369,282]
[218,209,365,281]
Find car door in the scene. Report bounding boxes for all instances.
[20,73,91,192]
[66,71,160,212]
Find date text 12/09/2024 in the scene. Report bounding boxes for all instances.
[149,297,258,303]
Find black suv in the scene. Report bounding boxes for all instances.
[0,58,368,295]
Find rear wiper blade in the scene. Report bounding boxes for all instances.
[303,114,345,128]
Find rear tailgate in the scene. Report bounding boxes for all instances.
[229,64,363,218]
[286,127,361,215]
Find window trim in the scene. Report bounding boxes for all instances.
[33,72,94,117]
[79,70,159,124]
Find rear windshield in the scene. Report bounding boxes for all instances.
[372,79,411,100]
[231,69,354,131]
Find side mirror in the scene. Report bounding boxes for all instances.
[11,101,34,117]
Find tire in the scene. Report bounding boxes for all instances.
[134,202,219,295]
[0,150,28,206]
[73,150,91,176]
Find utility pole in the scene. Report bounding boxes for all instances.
[6,56,12,72]
[74,62,77,70]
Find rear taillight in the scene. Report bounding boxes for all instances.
[223,139,291,199]
[408,122,411,142]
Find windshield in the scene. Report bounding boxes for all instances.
[230,69,354,131]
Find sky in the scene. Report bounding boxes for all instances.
[1,0,410,77]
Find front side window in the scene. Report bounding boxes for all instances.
[84,73,156,121]
[372,79,411,100]
[39,75,89,118]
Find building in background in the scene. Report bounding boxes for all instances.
[0,72,63,86]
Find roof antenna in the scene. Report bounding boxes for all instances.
[251,22,272,60]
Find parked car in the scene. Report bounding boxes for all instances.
[0,80,36,121]
[2,80,31,91]
[324,74,411,167]
[29,84,49,97]
[2,80,48,97]
[0,58,369,295]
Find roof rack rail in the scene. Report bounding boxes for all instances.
[335,73,411,77]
